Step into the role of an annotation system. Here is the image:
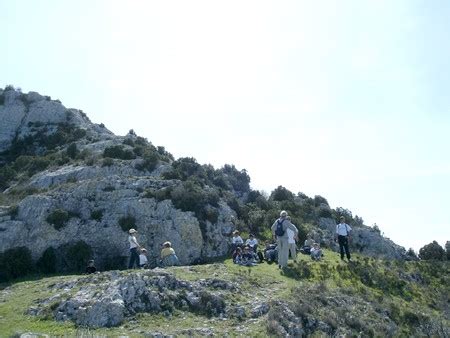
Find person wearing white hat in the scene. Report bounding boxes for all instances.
[128,228,140,269]
[271,210,298,269]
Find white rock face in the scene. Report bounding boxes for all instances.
[0,88,112,153]
[1,172,234,267]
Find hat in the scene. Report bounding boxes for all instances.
[163,241,172,247]
[129,228,137,234]
[280,210,288,217]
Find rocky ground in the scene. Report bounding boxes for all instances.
[1,253,449,337]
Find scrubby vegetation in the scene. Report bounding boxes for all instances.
[46,209,71,230]
[119,215,136,232]
[0,247,34,282]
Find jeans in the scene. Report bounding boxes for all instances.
[338,235,351,260]
[128,247,140,269]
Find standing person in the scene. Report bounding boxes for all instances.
[286,216,298,262]
[271,211,298,269]
[335,216,352,261]
[128,228,140,269]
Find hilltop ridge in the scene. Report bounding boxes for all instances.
[0,86,411,275]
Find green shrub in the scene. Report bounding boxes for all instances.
[0,246,34,282]
[36,247,57,274]
[170,181,219,222]
[8,205,19,220]
[0,165,17,189]
[313,195,329,207]
[103,145,136,160]
[46,209,70,230]
[202,206,219,224]
[135,152,159,172]
[66,143,79,159]
[102,157,114,167]
[419,241,445,260]
[91,209,103,221]
[317,206,332,218]
[64,241,93,272]
[103,255,127,271]
[27,157,50,176]
[270,185,294,201]
[119,215,136,232]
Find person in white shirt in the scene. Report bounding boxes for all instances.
[231,230,244,252]
[286,216,298,262]
[128,228,140,269]
[139,248,149,268]
[335,216,352,261]
[245,234,258,252]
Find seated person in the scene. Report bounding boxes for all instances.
[310,242,323,261]
[160,241,180,267]
[232,247,243,264]
[264,242,278,264]
[85,260,97,274]
[245,234,258,252]
[231,230,244,252]
[239,245,257,266]
[300,237,314,255]
[139,248,149,268]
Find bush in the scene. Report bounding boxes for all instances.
[119,215,136,232]
[27,157,50,176]
[36,247,57,274]
[103,145,136,160]
[91,209,103,221]
[64,241,93,272]
[102,158,114,167]
[270,185,294,201]
[46,209,70,230]
[66,143,79,159]
[0,247,34,282]
[419,241,445,260]
[135,152,159,172]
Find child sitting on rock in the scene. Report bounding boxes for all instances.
[139,248,149,269]
[160,241,180,267]
[85,260,97,274]
[310,242,323,261]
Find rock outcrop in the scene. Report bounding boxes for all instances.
[0,87,111,153]
[28,269,238,328]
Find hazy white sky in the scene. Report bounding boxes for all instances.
[1,0,449,251]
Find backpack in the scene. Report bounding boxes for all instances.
[275,219,285,237]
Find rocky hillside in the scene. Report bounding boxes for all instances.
[0,86,410,276]
[0,253,448,336]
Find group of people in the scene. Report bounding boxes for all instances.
[230,211,352,270]
[118,211,352,272]
[128,228,180,269]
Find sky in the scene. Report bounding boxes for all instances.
[1,0,449,251]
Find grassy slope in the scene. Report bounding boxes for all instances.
[0,250,448,337]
